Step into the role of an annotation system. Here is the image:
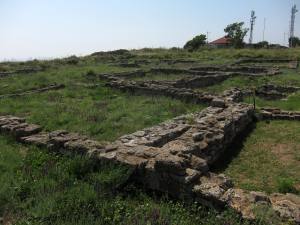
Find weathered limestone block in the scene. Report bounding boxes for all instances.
[118,122,191,147]
[221,88,244,103]
[222,189,259,220]
[20,132,50,147]
[270,193,300,223]
[0,116,42,138]
[211,98,226,108]
[64,139,107,156]
[0,116,25,126]
[193,173,233,206]
[166,104,254,165]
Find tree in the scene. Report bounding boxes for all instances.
[224,22,249,48]
[289,37,300,48]
[254,41,269,49]
[184,34,207,51]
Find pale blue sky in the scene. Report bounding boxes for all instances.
[0,0,299,61]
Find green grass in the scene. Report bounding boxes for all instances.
[0,135,281,225]
[244,92,300,111]
[198,69,300,94]
[130,48,300,65]
[221,120,300,194]
[0,64,205,142]
[0,85,203,142]
[132,72,190,81]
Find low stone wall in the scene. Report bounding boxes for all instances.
[106,78,215,104]
[0,84,65,99]
[190,65,280,76]
[256,84,300,100]
[97,70,146,79]
[234,58,299,69]
[173,74,231,89]
[96,72,247,106]
[149,68,218,76]
[260,108,300,120]
[95,65,280,82]
[1,103,299,223]
[0,67,44,78]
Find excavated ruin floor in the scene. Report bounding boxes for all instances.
[0,55,299,224]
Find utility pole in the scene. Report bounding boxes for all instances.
[249,11,257,44]
[284,32,287,46]
[263,18,266,42]
[206,31,211,44]
[289,4,298,47]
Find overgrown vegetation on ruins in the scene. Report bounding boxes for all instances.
[0,48,299,224]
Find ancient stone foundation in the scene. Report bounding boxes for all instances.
[0,67,44,78]
[1,103,299,223]
[234,58,299,69]
[0,61,299,223]
[255,84,300,100]
[0,84,65,99]
[260,108,300,120]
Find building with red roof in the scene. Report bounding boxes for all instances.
[209,36,231,47]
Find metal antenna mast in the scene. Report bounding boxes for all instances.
[263,18,266,41]
[249,10,256,44]
[289,5,298,47]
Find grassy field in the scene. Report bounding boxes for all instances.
[216,120,300,194]
[132,72,189,81]
[0,135,278,225]
[1,48,300,224]
[0,64,204,142]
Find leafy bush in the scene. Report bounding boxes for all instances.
[65,55,80,65]
[277,178,298,194]
[184,34,207,51]
[289,36,300,48]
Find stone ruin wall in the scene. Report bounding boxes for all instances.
[0,63,299,223]
[1,101,299,223]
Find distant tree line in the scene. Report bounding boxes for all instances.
[184,22,249,51]
[184,21,300,51]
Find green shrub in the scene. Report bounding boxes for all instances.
[277,178,298,194]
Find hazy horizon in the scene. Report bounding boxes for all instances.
[0,0,299,61]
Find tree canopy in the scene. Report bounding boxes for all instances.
[224,22,249,48]
[289,37,300,48]
[184,34,207,51]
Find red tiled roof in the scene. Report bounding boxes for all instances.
[209,37,231,45]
